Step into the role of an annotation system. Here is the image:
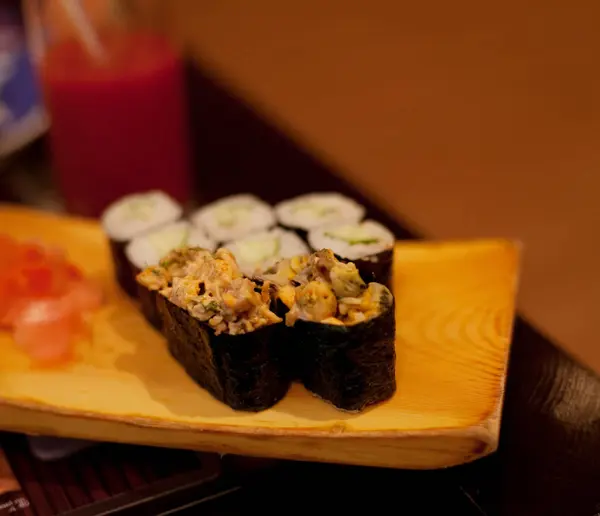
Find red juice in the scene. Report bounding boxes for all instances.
[41,31,191,218]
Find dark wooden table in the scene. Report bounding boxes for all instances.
[1,63,599,516]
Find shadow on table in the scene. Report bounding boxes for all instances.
[108,305,358,423]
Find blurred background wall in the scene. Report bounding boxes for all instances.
[122,0,600,372]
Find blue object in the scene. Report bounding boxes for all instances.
[0,1,47,157]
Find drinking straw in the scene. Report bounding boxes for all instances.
[57,0,107,61]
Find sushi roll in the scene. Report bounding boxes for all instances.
[101,191,183,297]
[224,227,309,277]
[308,220,395,287]
[190,194,276,244]
[274,192,365,239]
[267,249,396,412]
[142,248,290,411]
[126,222,216,328]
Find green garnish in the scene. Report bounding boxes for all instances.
[204,301,220,312]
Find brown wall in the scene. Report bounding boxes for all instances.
[128,0,600,373]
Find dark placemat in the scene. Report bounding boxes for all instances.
[0,433,225,516]
[172,461,488,516]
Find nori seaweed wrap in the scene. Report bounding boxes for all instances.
[137,281,162,330]
[159,295,289,411]
[110,241,139,297]
[139,247,290,412]
[136,247,213,331]
[264,249,397,411]
[293,287,396,412]
[339,248,393,289]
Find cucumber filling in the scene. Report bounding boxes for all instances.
[214,203,254,227]
[290,202,339,218]
[148,227,190,258]
[324,225,380,245]
[237,237,281,265]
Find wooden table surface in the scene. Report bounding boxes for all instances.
[1,64,599,516]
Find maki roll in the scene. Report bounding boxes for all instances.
[308,220,395,287]
[265,249,396,412]
[126,221,216,271]
[142,248,290,411]
[190,194,275,244]
[225,227,309,276]
[274,192,365,239]
[127,222,216,328]
[101,191,183,297]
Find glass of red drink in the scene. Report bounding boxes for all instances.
[26,1,191,218]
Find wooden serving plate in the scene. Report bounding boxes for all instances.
[0,206,520,469]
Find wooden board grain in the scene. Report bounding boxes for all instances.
[0,205,520,469]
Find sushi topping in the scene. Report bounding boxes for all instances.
[291,249,366,298]
[288,281,338,324]
[144,247,282,335]
[137,247,213,291]
[269,249,389,327]
[137,266,169,291]
[0,235,104,366]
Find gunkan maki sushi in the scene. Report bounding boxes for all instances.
[264,249,396,412]
[134,244,214,330]
[274,192,365,239]
[190,194,276,244]
[225,227,309,276]
[307,220,395,287]
[101,191,183,297]
[126,220,216,328]
[140,247,290,411]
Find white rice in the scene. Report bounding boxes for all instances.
[125,220,216,270]
[101,190,183,242]
[190,194,276,243]
[224,227,309,276]
[275,192,365,231]
[308,219,394,261]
